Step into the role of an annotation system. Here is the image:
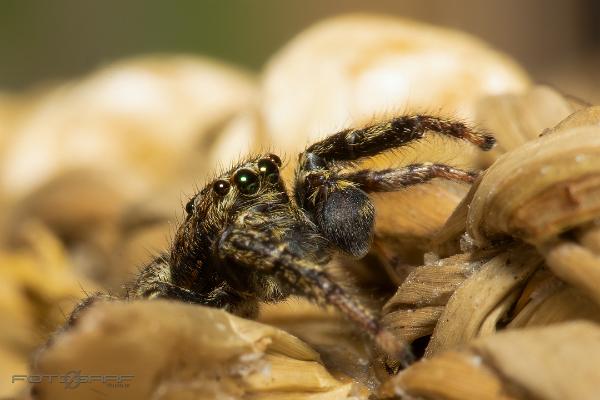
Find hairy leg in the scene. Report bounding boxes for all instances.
[301,115,494,169]
[66,292,115,327]
[340,163,478,192]
[218,225,411,361]
[127,255,259,318]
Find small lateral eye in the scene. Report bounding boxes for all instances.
[213,179,231,196]
[233,168,260,195]
[185,198,195,214]
[266,153,282,167]
[257,158,280,184]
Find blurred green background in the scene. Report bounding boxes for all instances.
[1,0,599,100]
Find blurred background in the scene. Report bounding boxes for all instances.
[1,0,599,101]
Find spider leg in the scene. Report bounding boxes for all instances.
[126,255,259,317]
[300,115,494,169]
[218,225,410,360]
[295,116,493,257]
[66,292,114,327]
[339,163,479,192]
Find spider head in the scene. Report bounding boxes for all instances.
[178,153,288,248]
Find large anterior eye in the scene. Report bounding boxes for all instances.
[233,169,259,195]
[257,158,280,184]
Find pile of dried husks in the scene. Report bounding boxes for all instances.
[1,14,598,400]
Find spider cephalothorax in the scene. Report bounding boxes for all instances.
[70,115,494,358]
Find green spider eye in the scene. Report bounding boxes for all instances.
[233,169,259,195]
[257,158,280,184]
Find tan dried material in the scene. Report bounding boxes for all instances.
[0,56,258,201]
[467,125,600,245]
[381,322,600,400]
[475,85,583,158]
[466,105,600,309]
[433,86,590,255]
[32,301,360,400]
[261,14,530,153]
[380,100,600,399]
[425,246,543,356]
[379,351,515,400]
[382,252,491,344]
[0,223,97,397]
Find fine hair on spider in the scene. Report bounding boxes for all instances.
[66,114,495,364]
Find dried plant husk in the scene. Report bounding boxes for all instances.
[380,322,600,400]
[425,245,543,356]
[32,301,362,400]
[463,106,600,310]
[0,223,98,398]
[381,250,495,345]
[475,85,584,164]
[434,85,590,256]
[507,273,600,329]
[260,299,380,391]
[466,125,600,246]
[379,350,515,400]
[380,103,600,399]
[380,244,584,362]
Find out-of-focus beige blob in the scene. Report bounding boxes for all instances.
[261,14,530,154]
[0,56,258,201]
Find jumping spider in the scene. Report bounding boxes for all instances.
[70,115,494,358]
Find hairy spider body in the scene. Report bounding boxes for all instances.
[69,115,494,358]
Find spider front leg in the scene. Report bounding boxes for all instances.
[218,225,410,361]
[126,255,259,318]
[295,115,494,257]
[301,115,495,166]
